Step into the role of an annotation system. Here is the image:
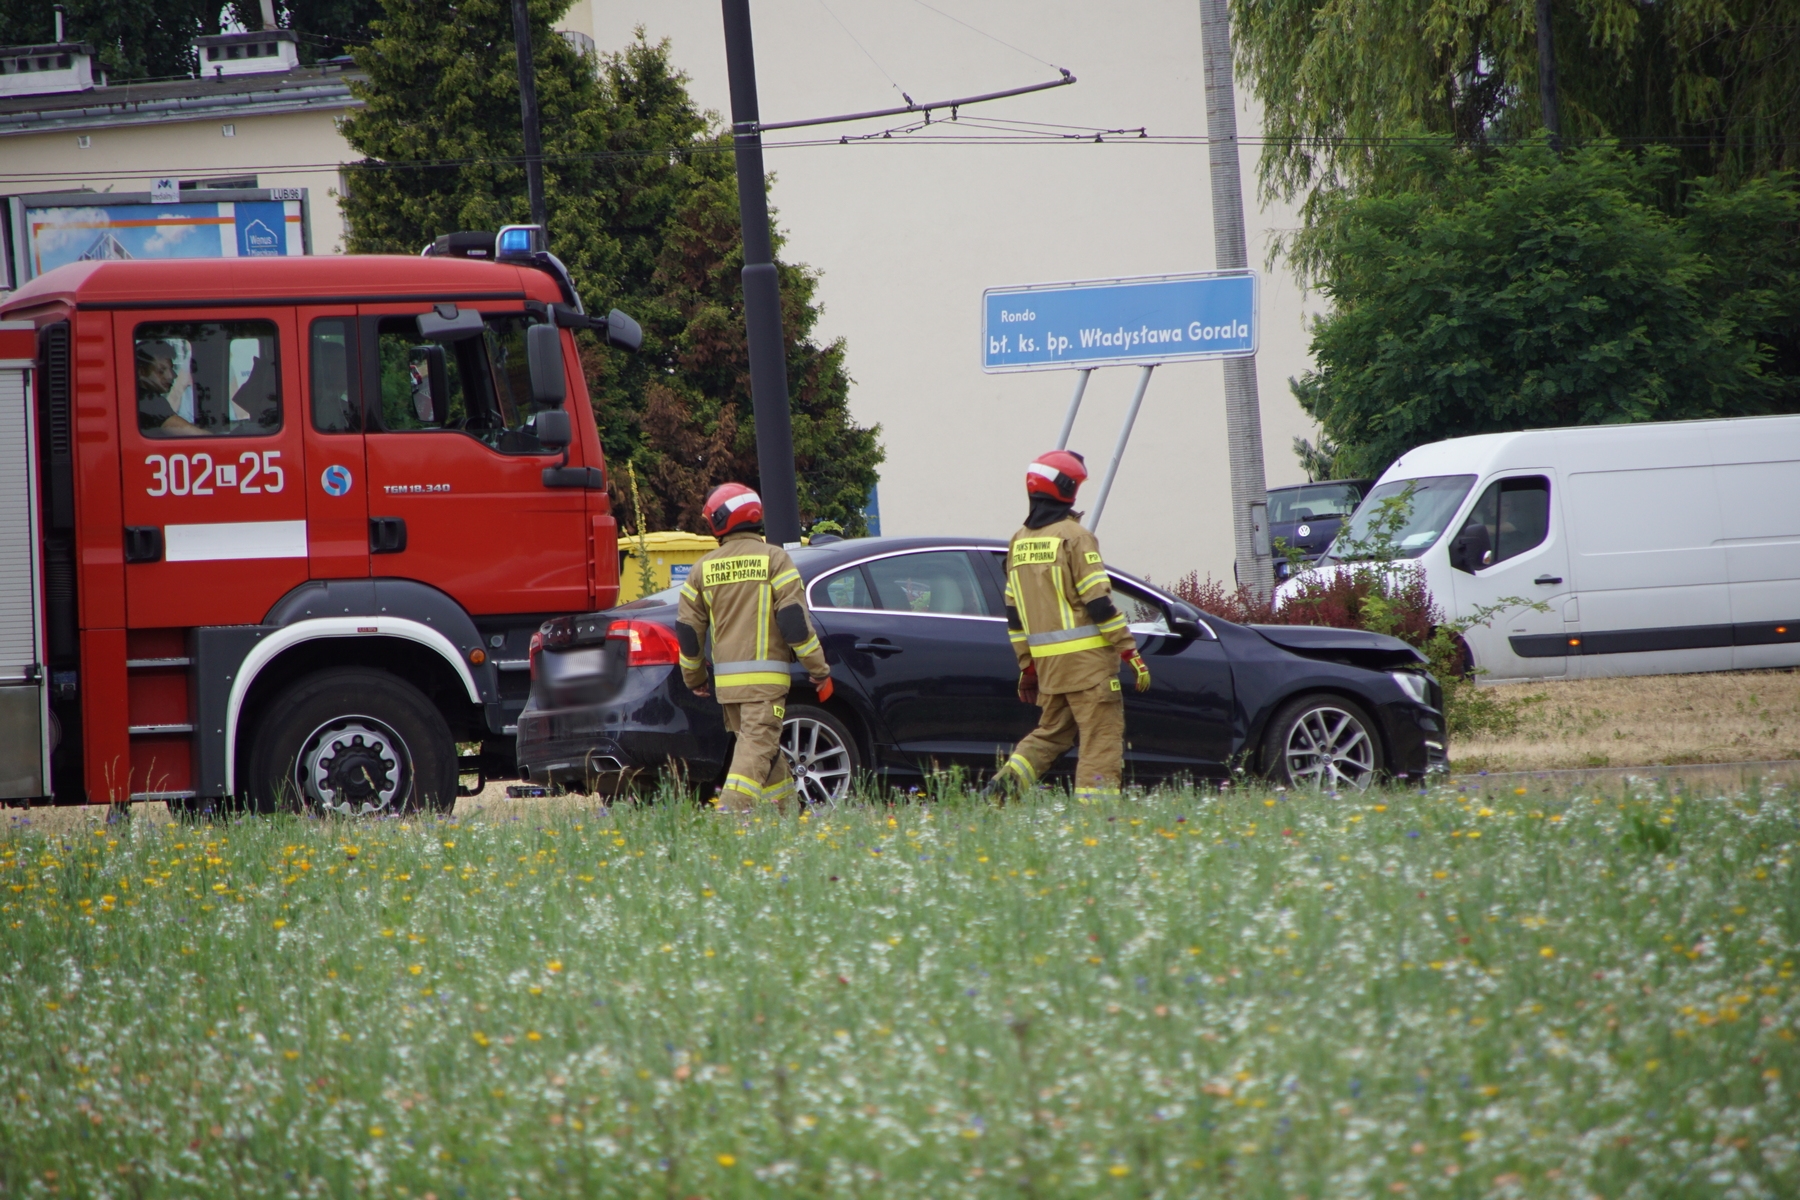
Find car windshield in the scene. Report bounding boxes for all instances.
[1268,482,1362,524]
[1322,474,1476,562]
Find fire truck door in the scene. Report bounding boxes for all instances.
[298,309,369,580]
[115,310,309,628]
[359,308,588,615]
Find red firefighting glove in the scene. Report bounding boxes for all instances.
[814,676,835,704]
[1018,663,1039,706]
[1124,648,1152,692]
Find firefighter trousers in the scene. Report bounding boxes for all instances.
[718,696,793,812]
[997,677,1124,800]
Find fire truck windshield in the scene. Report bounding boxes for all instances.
[373,313,562,454]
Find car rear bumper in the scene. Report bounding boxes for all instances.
[514,665,729,791]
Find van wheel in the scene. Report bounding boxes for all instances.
[1260,694,1383,792]
[780,705,860,808]
[245,668,456,815]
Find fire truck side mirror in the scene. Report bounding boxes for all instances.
[534,409,572,451]
[605,308,643,352]
[526,324,567,407]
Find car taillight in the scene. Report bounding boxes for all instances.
[606,619,681,666]
[528,630,543,681]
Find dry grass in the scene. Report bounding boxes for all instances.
[1454,667,1800,772]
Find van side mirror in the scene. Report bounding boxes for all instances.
[1449,524,1492,574]
[1168,599,1205,640]
[526,324,567,407]
[535,409,571,451]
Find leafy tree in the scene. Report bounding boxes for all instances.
[1290,143,1800,479]
[1232,0,1800,239]
[340,3,880,533]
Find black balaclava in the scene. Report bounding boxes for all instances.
[1024,495,1075,530]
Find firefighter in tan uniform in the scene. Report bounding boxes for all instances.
[677,484,834,812]
[985,451,1151,801]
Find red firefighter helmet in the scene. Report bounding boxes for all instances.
[1025,450,1088,503]
[703,483,764,536]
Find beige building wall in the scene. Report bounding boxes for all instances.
[6,110,355,253]
[563,0,1323,586]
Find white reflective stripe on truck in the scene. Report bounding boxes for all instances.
[164,519,307,562]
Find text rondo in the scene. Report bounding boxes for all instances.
[981,270,1257,373]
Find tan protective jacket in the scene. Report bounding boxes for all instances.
[677,531,829,703]
[1003,515,1135,693]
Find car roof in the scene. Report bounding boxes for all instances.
[791,535,1006,570]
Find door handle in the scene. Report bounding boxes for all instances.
[1534,575,1563,585]
[123,526,163,564]
[854,640,903,655]
[369,517,408,555]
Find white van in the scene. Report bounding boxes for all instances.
[1276,414,1800,681]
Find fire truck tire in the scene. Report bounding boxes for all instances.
[245,668,457,816]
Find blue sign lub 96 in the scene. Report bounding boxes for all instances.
[982,270,1257,372]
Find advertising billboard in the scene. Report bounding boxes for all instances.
[2,188,310,290]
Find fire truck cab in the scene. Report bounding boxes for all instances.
[0,232,634,812]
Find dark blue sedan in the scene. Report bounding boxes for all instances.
[516,537,1445,803]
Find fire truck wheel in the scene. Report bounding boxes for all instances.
[246,668,457,816]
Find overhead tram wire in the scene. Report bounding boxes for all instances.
[814,0,911,105]
[902,0,1068,75]
[7,132,1798,187]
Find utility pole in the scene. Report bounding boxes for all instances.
[510,0,548,229]
[720,0,802,545]
[1535,0,1562,153]
[1198,0,1273,598]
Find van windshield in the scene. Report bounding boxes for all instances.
[1268,482,1363,524]
[1321,475,1475,562]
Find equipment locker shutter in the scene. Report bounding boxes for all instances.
[0,355,46,797]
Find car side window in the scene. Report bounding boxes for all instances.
[1108,577,1171,636]
[812,565,874,609]
[135,320,281,437]
[863,551,992,616]
[1459,476,1551,567]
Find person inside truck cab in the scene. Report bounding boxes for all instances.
[135,340,205,437]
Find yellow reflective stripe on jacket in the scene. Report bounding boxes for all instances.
[1096,613,1128,635]
[1074,569,1108,594]
[715,657,790,688]
[1028,625,1101,647]
[678,653,703,671]
[791,634,821,658]
[680,583,699,603]
[770,567,801,590]
[1030,634,1111,657]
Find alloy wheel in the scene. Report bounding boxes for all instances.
[1281,705,1377,792]
[780,714,854,807]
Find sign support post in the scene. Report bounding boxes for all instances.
[1085,364,1155,531]
[1054,368,1092,451]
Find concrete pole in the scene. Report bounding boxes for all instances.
[510,0,548,229]
[1199,0,1273,599]
[721,0,802,545]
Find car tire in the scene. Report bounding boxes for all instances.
[780,704,861,808]
[1260,693,1384,792]
[244,668,457,816]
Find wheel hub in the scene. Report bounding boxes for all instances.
[299,718,408,814]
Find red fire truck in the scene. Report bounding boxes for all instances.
[0,227,639,813]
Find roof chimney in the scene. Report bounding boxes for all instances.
[259,0,277,31]
[53,5,65,42]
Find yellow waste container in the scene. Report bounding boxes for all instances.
[616,531,719,602]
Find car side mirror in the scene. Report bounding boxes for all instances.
[1449,523,1492,574]
[1168,599,1205,640]
[535,409,571,451]
[526,324,567,407]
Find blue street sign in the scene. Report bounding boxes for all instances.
[982,270,1257,372]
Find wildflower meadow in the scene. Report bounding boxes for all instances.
[2,777,1796,1198]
